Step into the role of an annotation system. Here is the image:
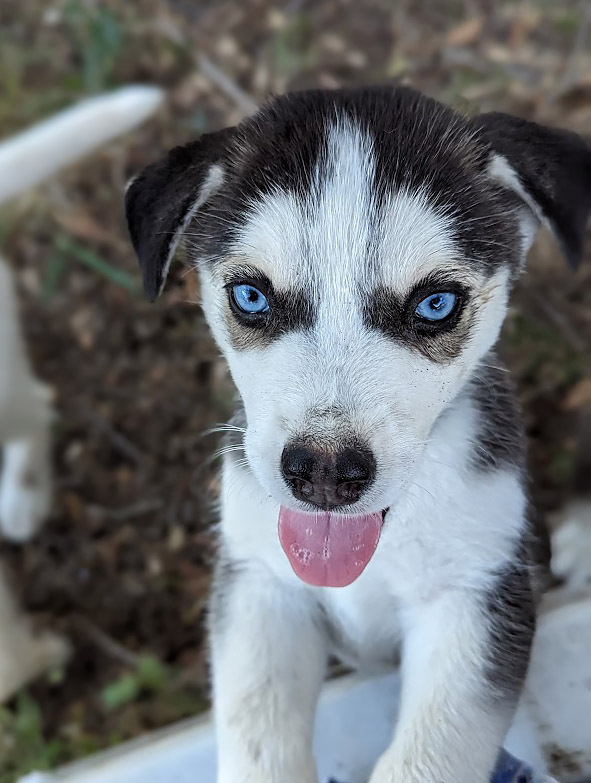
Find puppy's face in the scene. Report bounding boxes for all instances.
[127,87,591,586]
[200,122,517,516]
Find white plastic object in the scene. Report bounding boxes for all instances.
[519,590,591,782]
[551,501,591,589]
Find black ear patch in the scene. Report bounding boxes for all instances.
[125,127,235,301]
[474,112,591,267]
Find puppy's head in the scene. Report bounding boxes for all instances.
[127,87,591,587]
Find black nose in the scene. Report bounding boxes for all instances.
[281,444,376,509]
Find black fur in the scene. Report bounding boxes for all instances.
[228,87,520,276]
[474,112,591,268]
[485,557,536,701]
[469,357,526,474]
[125,127,235,301]
[365,276,471,362]
[125,85,591,303]
[484,496,551,698]
[223,272,315,350]
[208,552,244,638]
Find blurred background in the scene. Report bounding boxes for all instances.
[0,1,589,779]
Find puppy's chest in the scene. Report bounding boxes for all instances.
[320,581,403,671]
[316,515,497,670]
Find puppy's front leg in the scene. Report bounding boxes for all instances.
[370,578,534,783]
[210,560,327,783]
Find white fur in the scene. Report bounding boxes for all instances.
[212,565,325,783]
[488,154,541,256]
[0,259,59,691]
[202,122,511,520]
[214,402,526,783]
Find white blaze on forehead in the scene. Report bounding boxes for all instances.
[230,117,377,311]
[308,118,376,325]
[230,117,469,308]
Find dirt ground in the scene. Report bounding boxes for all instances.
[0,1,590,778]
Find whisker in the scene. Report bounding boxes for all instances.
[202,423,247,438]
[477,363,509,374]
[213,444,246,458]
[408,480,437,503]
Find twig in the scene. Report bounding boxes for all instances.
[547,1,591,102]
[75,616,139,667]
[96,498,164,521]
[142,18,257,116]
[83,409,147,466]
[530,288,587,353]
[284,0,308,15]
[196,55,258,115]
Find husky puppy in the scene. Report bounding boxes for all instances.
[126,86,591,783]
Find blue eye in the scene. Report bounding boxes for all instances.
[231,283,269,315]
[415,291,458,321]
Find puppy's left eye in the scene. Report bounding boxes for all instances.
[231,283,269,314]
[414,292,458,322]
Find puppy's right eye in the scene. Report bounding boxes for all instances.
[230,283,270,315]
[414,291,458,322]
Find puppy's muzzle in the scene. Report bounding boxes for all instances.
[281,444,376,509]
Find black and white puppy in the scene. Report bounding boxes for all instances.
[126,86,591,783]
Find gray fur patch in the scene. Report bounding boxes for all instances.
[484,502,551,702]
[485,556,536,701]
[207,549,245,639]
[468,356,526,473]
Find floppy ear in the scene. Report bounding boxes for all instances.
[125,127,235,301]
[474,112,591,267]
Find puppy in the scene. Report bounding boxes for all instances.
[126,86,591,783]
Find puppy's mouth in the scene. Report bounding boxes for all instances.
[278,507,388,588]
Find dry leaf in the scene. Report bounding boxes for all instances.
[564,378,591,411]
[56,210,129,254]
[507,6,541,49]
[446,16,484,48]
[69,307,94,350]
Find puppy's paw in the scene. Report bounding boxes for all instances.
[368,757,402,783]
[368,753,460,783]
[217,752,317,783]
[369,754,492,783]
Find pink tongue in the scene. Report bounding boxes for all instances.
[278,507,383,588]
